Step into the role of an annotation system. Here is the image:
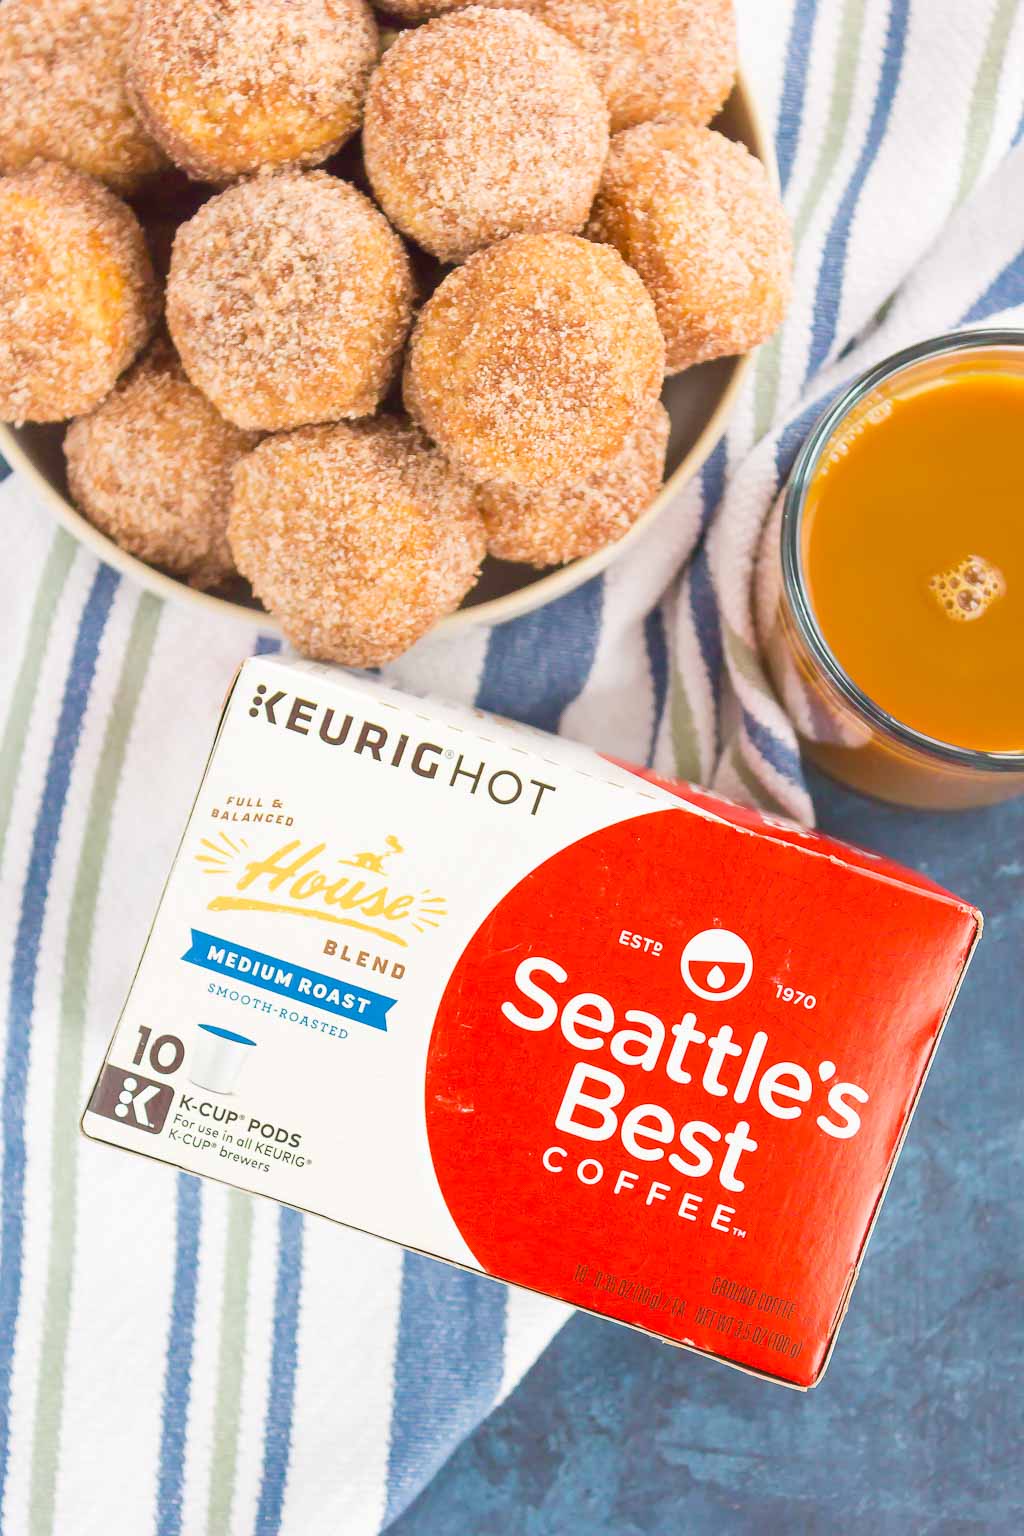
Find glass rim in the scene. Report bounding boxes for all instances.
[781,327,1024,774]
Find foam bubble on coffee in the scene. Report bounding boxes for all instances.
[929,554,1005,623]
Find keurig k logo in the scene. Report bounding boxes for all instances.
[89,1066,174,1134]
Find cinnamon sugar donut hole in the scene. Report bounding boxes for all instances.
[371,0,533,22]
[229,418,486,666]
[404,233,665,487]
[167,173,414,432]
[588,121,791,372]
[65,339,258,589]
[130,0,379,182]
[363,8,609,264]
[535,0,736,132]
[0,0,167,193]
[480,400,669,565]
[0,162,158,424]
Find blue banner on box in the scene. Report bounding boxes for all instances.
[181,928,396,1031]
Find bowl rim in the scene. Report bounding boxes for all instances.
[0,65,773,638]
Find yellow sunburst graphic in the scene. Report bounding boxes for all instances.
[195,830,249,873]
[411,890,447,934]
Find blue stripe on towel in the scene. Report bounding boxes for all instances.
[156,1174,203,1536]
[680,444,730,763]
[255,1206,305,1536]
[775,401,828,486]
[699,439,728,536]
[806,0,911,378]
[776,0,822,193]
[960,246,1024,324]
[742,708,804,787]
[384,1257,506,1526]
[689,547,725,709]
[476,575,604,729]
[643,606,669,765]
[0,563,118,1509]
[774,382,847,488]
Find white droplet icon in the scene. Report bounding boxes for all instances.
[680,930,753,1002]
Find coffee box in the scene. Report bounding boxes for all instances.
[83,656,981,1387]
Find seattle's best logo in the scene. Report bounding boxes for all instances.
[195,829,447,949]
[681,929,753,1002]
[498,921,869,1195]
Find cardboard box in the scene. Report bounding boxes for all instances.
[83,657,981,1387]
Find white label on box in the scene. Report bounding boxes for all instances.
[84,657,683,1264]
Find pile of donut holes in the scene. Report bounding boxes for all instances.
[0,0,790,666]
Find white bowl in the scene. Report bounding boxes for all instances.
[0,73,773,636]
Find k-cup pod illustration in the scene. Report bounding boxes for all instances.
[190,1023,257,1094]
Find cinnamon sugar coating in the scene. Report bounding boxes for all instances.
[0,0,167,193]
[129,0,379,182]
[588,121,791,372]
[65,338,258,588]
[480,400,669,565]
[229,417,486,665]
[166,172,414,432]
[363,8,609,264]
[374,0,534,18]
[0,162,158,424]
[404,233,665,487]
[535,0,735,132]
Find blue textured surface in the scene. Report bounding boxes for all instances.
[393,769,1023,1534]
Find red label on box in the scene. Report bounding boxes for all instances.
[426,807,978,1387]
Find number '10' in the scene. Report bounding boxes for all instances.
[132,1025,185,1075]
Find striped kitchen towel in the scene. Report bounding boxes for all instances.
[2,1,1023,1531]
